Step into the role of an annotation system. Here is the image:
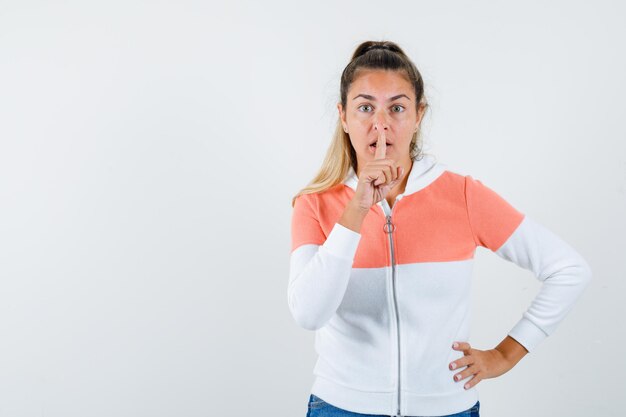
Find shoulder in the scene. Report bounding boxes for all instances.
[297,184,346,202]
[435,164,492,190]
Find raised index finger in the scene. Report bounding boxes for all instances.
[374,123,386,160]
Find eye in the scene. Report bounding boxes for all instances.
[357,104,373,112]
[392,105,405,112]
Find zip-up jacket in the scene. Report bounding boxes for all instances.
[287,153,592,417]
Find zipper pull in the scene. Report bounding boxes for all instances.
[384,215,395,233]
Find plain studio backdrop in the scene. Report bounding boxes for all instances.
[0,1,624,416]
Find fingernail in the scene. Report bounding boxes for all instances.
[452,342,458,348]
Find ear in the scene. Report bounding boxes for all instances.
[337,102,348,132]
[415,102,426,130]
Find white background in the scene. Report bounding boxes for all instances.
[0,1,624,416]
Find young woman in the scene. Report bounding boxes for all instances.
[288,40,592,417]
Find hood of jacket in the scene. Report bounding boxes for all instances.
[341,153,448,199]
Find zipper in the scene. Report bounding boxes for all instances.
[381,197,402,417]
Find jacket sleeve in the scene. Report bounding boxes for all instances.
[287,193,361,331]
[464,175,593,353]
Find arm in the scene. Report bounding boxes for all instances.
[465,175,593,353]
[287,194,365,330]
[493,213,593,352]
[495,335,528,367]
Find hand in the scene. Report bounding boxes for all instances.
[351,123,405,211]
[449,341,516,390]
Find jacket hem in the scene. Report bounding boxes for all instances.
[311,375,479,416]
[402,388,479,416]
[311,376,394,415]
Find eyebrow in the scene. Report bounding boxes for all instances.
[352,93,411,101]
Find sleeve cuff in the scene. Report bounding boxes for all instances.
[508,316,549,353]
[321,222,361,260]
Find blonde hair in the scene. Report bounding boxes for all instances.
[291,40,430,208]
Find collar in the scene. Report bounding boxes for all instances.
[342,153,447,198]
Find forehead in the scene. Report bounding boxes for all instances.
[349,69,413,98]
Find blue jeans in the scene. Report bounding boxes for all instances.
[306,393,480,417]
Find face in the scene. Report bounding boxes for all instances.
[338,69,426,170]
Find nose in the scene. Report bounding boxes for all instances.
[373,112,390,131]
[374,121,389,132]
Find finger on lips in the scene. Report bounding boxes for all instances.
[371,122,404,187]
[374,123,386,160]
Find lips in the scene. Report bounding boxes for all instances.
[369,138,393,146]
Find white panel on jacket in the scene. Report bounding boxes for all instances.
[494,215,593,352]
[287,223,361,331]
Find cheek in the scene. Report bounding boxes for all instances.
[400,121,418,138]
[348,117,369,129]
[397,116,415,128]
[347,124,369,141]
